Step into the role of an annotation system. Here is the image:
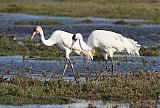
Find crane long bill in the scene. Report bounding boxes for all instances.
[31,32,36,40]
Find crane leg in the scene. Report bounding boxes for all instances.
[63,60,68,76]
[63,58,77,81]
[111,57,114,77]
[68,59,78,81]
[94,60,108,81]
[83,55,86,68]
[68,59,75,75]
[105,61,109,70]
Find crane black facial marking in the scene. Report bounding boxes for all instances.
[72,34,77,41]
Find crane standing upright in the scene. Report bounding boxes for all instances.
[31,26,93,79]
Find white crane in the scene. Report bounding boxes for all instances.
[31,26,93,79]
[86,30,141,77]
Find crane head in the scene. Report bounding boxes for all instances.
[83,49,96,60]
[31,26,42,40]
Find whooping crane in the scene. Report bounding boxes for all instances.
[86,30,141,77]
[31,26,93,79]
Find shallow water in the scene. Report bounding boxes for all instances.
[0,100,145,108]
[0,55,159,81]
[0,99,160,108]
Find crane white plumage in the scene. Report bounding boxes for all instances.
[31,26,93,78]
[87,30,141,76]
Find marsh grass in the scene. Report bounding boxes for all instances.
[0,71,160,104]
[0,0,160,23]
[114,20,144,26]
[0,96,71,105]
[114,20,160,26]
[75,19,94,24]
[140,46,160,56]
[0,34,17,40]
[15,19,94,25]
[0,39,62,59]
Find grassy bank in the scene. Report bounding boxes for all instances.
[0,96,71,105]
[0,71,160,104]
[0,0,160,23]
[0,40,62,58]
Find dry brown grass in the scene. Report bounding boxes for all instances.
[0,0,159,23]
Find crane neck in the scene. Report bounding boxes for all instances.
[39,30,54,46]
[78,38,92,51]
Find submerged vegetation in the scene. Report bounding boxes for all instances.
[15,20,64,25]
[75,19,94,24]
[114,20,144,26]
[15,19,94,25]
[0,71,160,104]
[0,0,160,23]
[114,20,160,26]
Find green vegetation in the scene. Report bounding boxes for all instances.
[15,19,94,25]
[140,46,160,56]
[0,34,18,40]
[114,20,160,26]
[0,76,72,105]
[0,39,62,59]
[75,19,94,24]
[0,71,160,104]
[114,20,144,26]
[0,0,160,23]
[0,96,71,105]
[15,20,64,25]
